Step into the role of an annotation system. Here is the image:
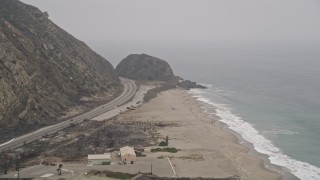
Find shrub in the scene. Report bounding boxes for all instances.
[107,171,132,179]
[159,141,168,146]
[151,147,180,153]
[87,170,135,179]
[102,162,110,165]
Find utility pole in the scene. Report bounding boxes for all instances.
[166,136,169,145]
[104,119,106,138]
[151,163,153,175]
[57,163,63,175]
[15,154,20,179]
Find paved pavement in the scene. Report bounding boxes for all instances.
[92,85,154,121]
[0,78,137,152]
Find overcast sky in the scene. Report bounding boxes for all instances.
[21,0,320,44]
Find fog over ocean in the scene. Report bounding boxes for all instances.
[91,41,320,179]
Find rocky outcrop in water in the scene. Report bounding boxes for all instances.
[177,80,207,90]
[0,0,121,141]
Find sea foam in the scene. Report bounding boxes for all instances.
[189,88,320,180]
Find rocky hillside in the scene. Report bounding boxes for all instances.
[0,0,121,141]
[116,54,175,81]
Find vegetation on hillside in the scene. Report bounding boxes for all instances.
[144,83,176,102]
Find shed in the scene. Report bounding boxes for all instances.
[88,153,111,165]
[120,146,136,163]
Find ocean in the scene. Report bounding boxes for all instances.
[91,40,320,180]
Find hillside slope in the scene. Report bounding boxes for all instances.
[0,0,121,141]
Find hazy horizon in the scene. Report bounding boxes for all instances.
[21,0,320,45]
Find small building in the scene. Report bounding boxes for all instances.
[88,153,111,165]
[144,148,151,153]
[120,146,136,164]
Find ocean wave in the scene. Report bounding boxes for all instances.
[189,88,320,180]
[262,129,300,137]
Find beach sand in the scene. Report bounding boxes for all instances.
[117,89,287,180]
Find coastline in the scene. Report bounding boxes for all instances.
[196,101,298,180]
[118,89,295,179]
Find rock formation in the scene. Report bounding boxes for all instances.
[0,0,121,141]
[116,53,206,90]
[116,54,175,81]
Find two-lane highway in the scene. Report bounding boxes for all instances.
[0,78,136,151]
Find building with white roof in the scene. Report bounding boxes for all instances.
[120,146,136,163]
[88,153,111,165]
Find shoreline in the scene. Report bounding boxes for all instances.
[192,93,299,180]
[118,89,291,179]
[192,99,293,180]
[195,100,298,180]
[223,122,297,180]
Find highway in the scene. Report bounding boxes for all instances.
[0,77,136,152]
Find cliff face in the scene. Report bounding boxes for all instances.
[116,54,175,81]
[0,0,120,140]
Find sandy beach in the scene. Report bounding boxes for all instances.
[117,89,289,180]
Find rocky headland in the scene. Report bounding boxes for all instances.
[116,54,174,82]
[116,53,206,90]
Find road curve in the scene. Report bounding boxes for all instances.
[0,78,136,152]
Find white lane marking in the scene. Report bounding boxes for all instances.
[167,157,176,177]
[0,138,15,147]
[40,174,54,178]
